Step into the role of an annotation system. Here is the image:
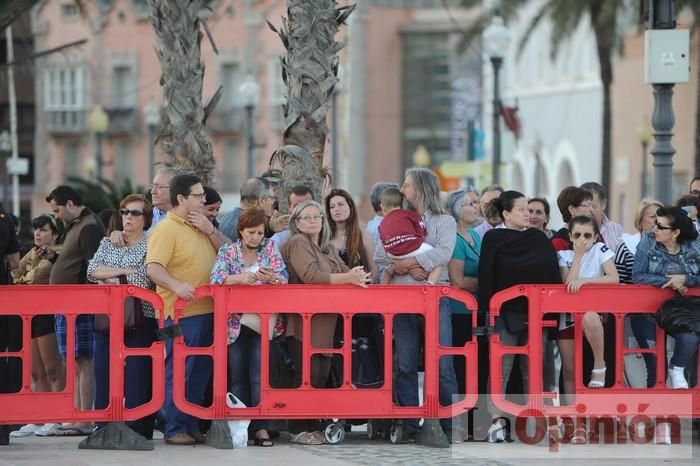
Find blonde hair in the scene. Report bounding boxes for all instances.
[634,198,663,233]
[288,200,332,253]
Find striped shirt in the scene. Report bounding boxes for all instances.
[600,215,624,251]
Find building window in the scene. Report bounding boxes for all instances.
[220,61,242,109]
[111,64,135,108]
[222,139,240,192]
[401,32,481,171]
[115,139,133,184]
[44,63,88,132]
[63,141,80,178]
[61,3,80,21]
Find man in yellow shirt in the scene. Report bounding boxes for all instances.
[146,174,217,446]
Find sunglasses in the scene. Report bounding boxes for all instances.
[120,208,144,217]
[655,220,674,230]
[572,232,594,240]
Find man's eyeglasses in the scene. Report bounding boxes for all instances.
[572,232,594,239]
[187,192,206,200]
[120,209,144,217]
[298,214,323,222]
[655,220,674,230]
[150,184,170,191]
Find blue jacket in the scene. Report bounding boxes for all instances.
[632,231,700,287]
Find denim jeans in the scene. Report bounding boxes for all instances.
[228,325,267,433]
[393,298,459,430]
[670,332,700,368]
[94,318,158,437]
[630,314,657,388]
[164,314,213,438]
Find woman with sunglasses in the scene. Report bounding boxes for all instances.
[633,206,700,390]
[87,194,158,439]
[9,215,65,438]
[556,216,618,414]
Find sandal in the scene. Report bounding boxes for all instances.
[290,431,323,445]
[571,427,587,444]
[254,429,273,447]
[588,367,606,388]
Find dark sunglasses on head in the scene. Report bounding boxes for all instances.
[572,232,594,239]
[655,220,674,230]
[120,208,144,217]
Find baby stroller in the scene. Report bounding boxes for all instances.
[324,314,385,443]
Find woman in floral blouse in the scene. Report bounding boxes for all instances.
[210,207,287,447]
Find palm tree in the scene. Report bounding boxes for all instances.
[461,0,628,192]
[267,0,354,212]
[68,176,146,214]
[148,0,220,186]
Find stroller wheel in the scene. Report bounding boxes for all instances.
[367,420,377,440]
[324,422,346,444]
[389,423,403,444]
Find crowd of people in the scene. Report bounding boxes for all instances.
[1,167,699,447]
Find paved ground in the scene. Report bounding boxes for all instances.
[1,427,698,466]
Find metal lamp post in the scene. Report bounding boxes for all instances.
[0,131,10,205]
[484,16,511,186]
[88,105,110,179]
[638,118,652,199]
[239,74,261,179]
[144,100,161,183]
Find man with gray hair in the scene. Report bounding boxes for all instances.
[580,181,623,250]
[367,181,400,246]
[219,177,275,241]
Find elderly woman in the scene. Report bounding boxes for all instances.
[10,215,65,438]
[614,199,663,388]
[281,200,370,445]
[633,206,700,390]
[374,168,459,443]
[87,194,157,439]
[210,207,287,447]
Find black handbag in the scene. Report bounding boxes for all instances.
[655,295,700,335]
[94,275,145,332]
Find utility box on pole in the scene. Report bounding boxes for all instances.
[644,29,690,84]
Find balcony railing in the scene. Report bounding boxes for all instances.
[105,107,139,136]
[206,106,244,135]
[46,109,87,135]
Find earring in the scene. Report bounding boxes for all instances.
[673,233,679,241]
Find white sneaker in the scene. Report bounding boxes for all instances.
[9,424,40,438]
[487,419,506,443]
[668,366,689,389]
[34,423,60,437]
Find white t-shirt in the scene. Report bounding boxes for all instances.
[557,242,614,330]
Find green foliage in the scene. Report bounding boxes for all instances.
[67,176,146,214]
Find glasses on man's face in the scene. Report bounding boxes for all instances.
[655,220,674,230]
[187,192,206,201]
[298,214,323,222]
[120,208,144,217]
[572,232,594,240]
[150,184,169,191]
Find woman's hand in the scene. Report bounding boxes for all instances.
[255,268,281,284]
[227,272,258,285]
[348,266,371,288]
[662,274,687,291]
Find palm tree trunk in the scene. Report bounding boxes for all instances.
[148,0,216,186]
[593,18,614,193]
[267,1,354,212]
[694,28,700,175]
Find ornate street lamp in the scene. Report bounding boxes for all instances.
[88,105,110,179]
[484,16,511,185]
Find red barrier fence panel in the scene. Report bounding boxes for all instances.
[489,284,699,418]
[172,284,479,421]
[0,285,165,425]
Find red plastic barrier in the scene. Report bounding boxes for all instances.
[0,285,165,424]
[488,284,700,418]
[172,284,479,420]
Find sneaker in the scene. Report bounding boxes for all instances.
[668,366,689,389]
[10,424,40,438]
[34,423,60,437]
[487,419,506,443]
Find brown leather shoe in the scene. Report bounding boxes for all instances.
[165,432,195,446]
[190,431,206,444]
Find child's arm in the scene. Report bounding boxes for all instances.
[380,267,393,284]
[426,265,442,284]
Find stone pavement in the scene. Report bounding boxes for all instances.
[1,428,698,466]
